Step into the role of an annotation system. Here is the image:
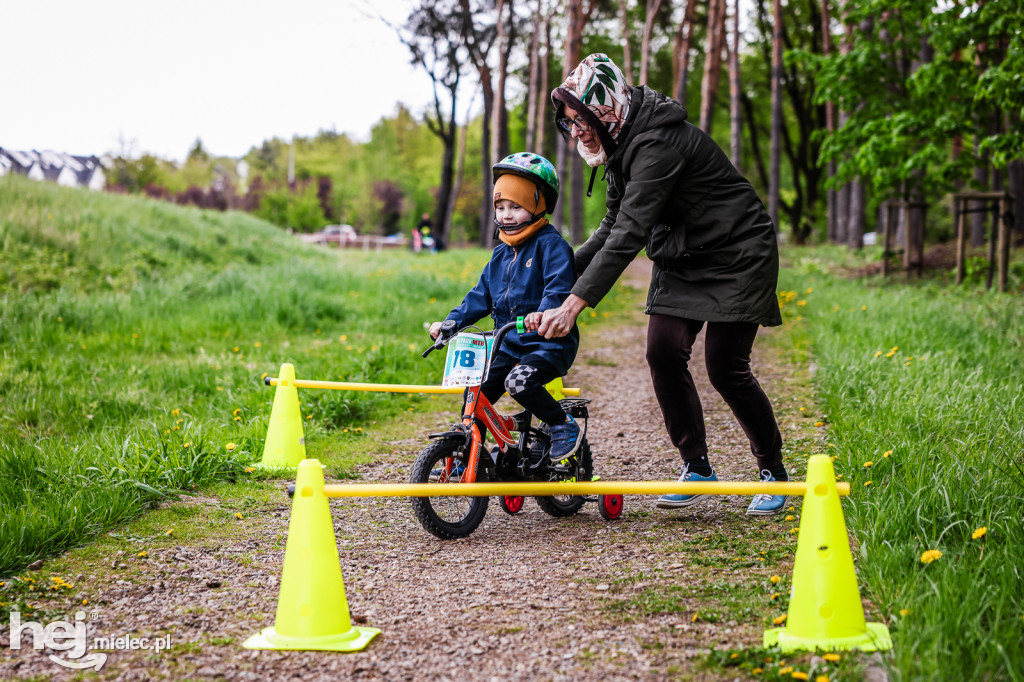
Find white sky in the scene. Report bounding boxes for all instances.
[0,0,438,162]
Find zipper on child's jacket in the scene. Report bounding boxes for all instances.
[503,247,517,318]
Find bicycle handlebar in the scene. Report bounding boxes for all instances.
[420,315,533,361]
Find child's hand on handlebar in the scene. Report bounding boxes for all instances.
[523,312,543,332]
[429,321,442,340]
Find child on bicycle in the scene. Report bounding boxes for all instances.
[429,152,582,462]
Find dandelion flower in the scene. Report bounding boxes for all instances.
[82,599,88,605]
[814,421,824,427]
[233,346,240,352]
[691,612,699,622]
[823,653,841,662]
[234,512,244,519]
[253,342,261,348]
[805,287,814,294]
[790,528,799,534]
[883,450,892,458]
[920,549,942,564]
[863,461,873,468]
[752,668,763,675]
[234,416,241,422]
[245,467,255,473]
[226,443,236,451]
[233,408,241,416]
[899,608,911,617]
[770,575,782,584]
[137,551,148,558]
[861,306,867,311]
[864,481,872,487]
[793,673,809,680]
[730,653,739,659]
[785,515,796,521]
[873,350,883,358]
[340,335,347,342]
[408,343,416,351]
[797,300,807,307]
[972,527,987,540]
[166,529,174,536]
[770,593,780,600]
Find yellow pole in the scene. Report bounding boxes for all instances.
[266,377,581,396]
[322,480,850,498]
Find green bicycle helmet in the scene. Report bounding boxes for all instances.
[492,152,560,214]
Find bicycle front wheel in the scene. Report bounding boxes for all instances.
[410,438,489,539]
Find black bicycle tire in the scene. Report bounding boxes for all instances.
[410,438,489,539]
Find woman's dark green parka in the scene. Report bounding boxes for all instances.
[572,85,783,327]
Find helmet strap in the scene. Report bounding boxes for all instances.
[496,217,548,247]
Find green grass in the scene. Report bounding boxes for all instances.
[768,246,1024,680]
[0,175,632,576]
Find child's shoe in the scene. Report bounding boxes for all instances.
[746,469,790,516]
[548,415,582,461]
[656,464,718,508]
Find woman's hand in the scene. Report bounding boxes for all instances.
[538,294,589,339]
[523,312,543,331]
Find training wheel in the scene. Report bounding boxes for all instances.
[598,494,623,521]
[499,495,525,515]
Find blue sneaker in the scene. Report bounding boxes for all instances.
[548,416,582,461]
[429,460,465,482]
[657,464,718,508]
[746,469,790,516]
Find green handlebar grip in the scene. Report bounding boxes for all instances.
[516,316,526,334]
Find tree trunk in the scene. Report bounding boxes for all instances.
[640,0,663,84]
[491,0,509,167]
[728,0,742,168]
[526,0,543,151]
[619,0,635,83]
[767,0,783,230]
[700,0,727,133]
[536,12,552,154]
[821,0,837,242]
[479,84,495,247]
[848,179,865,249]
[564,0,594,244]
[971,139,987,247]
[673,0,698,106]
[445,117,470,245]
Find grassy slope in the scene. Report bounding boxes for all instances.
[0,176,566,575]
[771,247,1024,680]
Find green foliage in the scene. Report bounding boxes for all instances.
[773,247,1024,679]
[808,0,1024,201]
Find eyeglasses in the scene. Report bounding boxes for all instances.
[557,116,591,133]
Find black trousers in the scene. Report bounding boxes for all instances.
[646,314,783,471]
[478,352,566,426]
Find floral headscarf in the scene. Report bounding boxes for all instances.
[551,54,632,161]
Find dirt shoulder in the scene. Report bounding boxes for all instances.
[1,260,834,682]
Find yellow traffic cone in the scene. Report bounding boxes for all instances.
[763,455,892,653]
[243,459,380,652]
[259,363,306,469]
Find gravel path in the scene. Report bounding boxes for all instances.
[2,260,811,681]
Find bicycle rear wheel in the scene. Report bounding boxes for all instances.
[410,438,489,539]
[534,438,590,518]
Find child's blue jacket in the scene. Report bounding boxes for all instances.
[445,224,580,376]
